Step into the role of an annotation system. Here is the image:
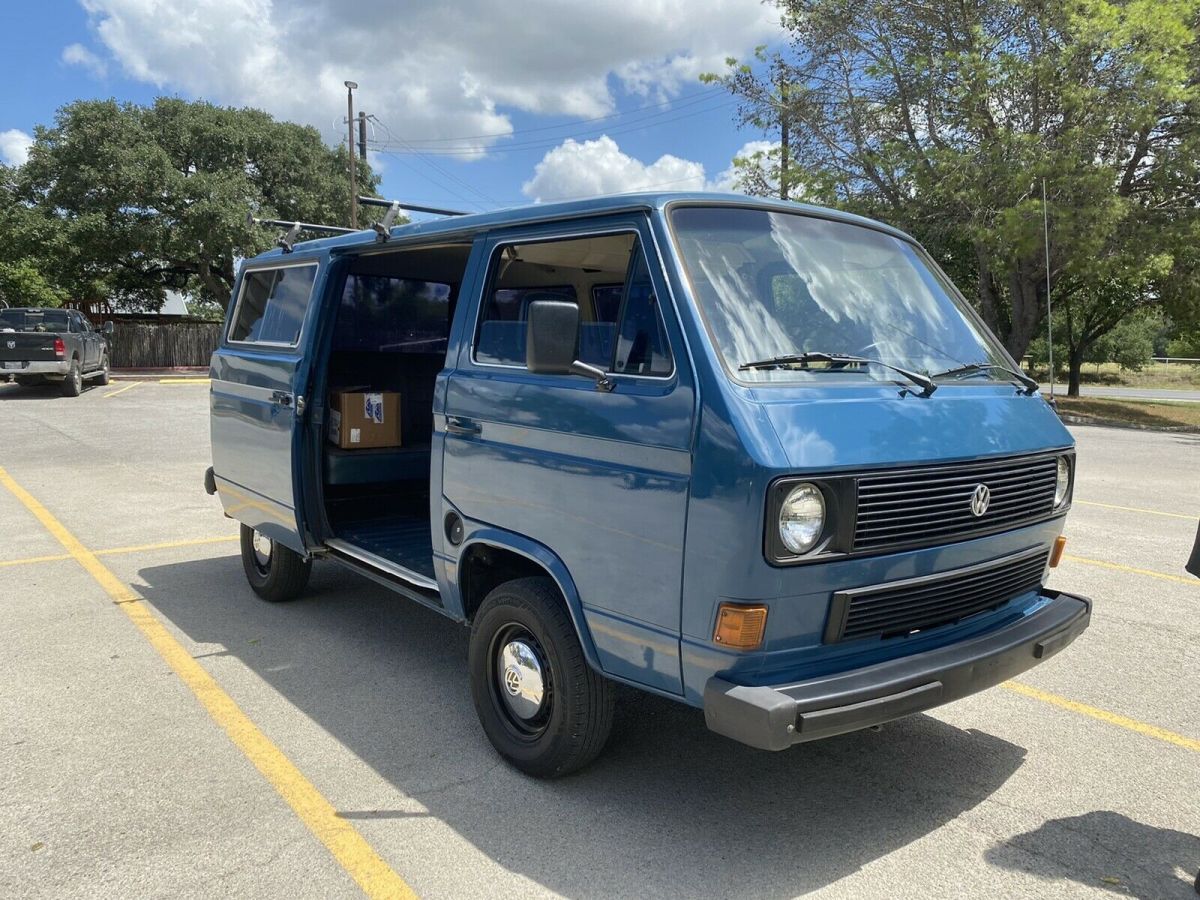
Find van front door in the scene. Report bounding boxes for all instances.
[210,258,322,553]
[443,220,695,695]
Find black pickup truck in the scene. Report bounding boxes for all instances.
[0,307,113,396]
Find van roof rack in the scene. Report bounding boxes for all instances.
[357,196,467,243]
[246,214,355,253]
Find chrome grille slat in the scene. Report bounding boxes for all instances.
[851,453,1061,553]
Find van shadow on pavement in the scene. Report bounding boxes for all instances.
[138,555,1030,898]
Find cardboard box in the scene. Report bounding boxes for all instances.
[329,390,402,449]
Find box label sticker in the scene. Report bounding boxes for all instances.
[364,393,384,424]
[350,427,361,444]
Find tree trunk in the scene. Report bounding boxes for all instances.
[1067,346,1085,397]
[1004,267,1043,363]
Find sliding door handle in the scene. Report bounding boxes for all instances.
[446,416,481,437]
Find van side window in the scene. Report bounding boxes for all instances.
[473,233,672,376]
[334,276,451,354]
[229,264,317,345]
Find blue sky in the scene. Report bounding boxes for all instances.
[0,0,783,214]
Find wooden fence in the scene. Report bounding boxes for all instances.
[108,322,223,369]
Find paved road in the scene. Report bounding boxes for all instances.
[1,378,1197,899]
[1040,383,1200,402]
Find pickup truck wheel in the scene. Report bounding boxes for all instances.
[239,524,311,602]
[97,354,111,386]
[469,577,614,777]
[61,359,82,397]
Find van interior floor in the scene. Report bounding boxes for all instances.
[326,492,435,581]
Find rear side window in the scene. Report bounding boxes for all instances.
[334,276,452,353]
[229,264,317,345]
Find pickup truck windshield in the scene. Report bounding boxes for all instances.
[0,310,71,331]
[670,206,1008,385]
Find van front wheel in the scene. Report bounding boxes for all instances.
[469,577,614,777]
[239,525,311,602]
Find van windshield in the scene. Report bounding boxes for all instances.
[670,206,1008,385]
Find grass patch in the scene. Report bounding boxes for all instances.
[1052,396,1200,431]
[1030,361,1200,390]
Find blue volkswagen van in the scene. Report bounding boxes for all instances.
[206,193,1090,777]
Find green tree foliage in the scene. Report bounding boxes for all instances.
[5,97,379,313]
[707,0,1200,395]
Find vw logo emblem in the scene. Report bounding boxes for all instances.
[503,665,523,696]
[970,484,991,517]
[5,340,14,350]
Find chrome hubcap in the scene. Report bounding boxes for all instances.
[497,639,545,720]
[251,531,272,570]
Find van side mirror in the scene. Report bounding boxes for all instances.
[102,321,114,335]
[526,300,613,391]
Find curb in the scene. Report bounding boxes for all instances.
[110,368,210,381]
[1058,413,1199,434]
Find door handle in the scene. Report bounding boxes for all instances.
[446,416,480,436]
[270,390,293,407]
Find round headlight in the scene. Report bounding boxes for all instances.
[1054,456,1070,507]
[779,483,826,554]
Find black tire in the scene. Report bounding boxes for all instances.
[97,354,111,386]
[15,375,45,387]
[239,524,312,602]
[61,359,82,397]
[469,576,614,777]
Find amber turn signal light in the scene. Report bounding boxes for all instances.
[1049,535,1067,568]
[714,603,768,651]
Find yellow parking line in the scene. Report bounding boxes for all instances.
[0,552,72,568]
[97,535,238,557]
[1004,682,1200,753]
[0,535,239,569]
[1075,499,1197,520]
[159,377,210,384]
[1063,553,1199,586]
[103,381,141,399]
[0,466,416,900]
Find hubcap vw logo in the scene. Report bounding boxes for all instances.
[970,484,991,517]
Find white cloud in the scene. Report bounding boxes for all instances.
[709,139,780,192]
[523,135,764,202]
[0,129,33,167]
[76,0,778,153]
[62,42,108,77]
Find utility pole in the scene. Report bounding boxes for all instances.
[357,111,368,161]
[1043,178,1054,403]
[345,80,359,229]
[778,67,789,202]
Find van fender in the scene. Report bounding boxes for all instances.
[454,526,603,675]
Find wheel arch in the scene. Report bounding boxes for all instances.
[456,528,603,674]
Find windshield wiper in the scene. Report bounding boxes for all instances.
[738,351,936,396]
[931,362,1038,395]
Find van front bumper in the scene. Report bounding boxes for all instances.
[703,589,1090,751]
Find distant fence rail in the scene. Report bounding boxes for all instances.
[108,322,222,368]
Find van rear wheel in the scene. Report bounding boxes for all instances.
[239,524,311,602]
[469,577,614,777]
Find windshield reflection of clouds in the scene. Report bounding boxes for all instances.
[678,209,1002,384]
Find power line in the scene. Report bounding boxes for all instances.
[368,96,739,157]
[368,115,499,210]
[397,86,726,145]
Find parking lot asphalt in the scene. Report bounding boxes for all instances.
[1,377,1197,899]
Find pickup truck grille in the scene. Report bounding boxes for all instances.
[853,454,1060,554]
[826,548,1049,643]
